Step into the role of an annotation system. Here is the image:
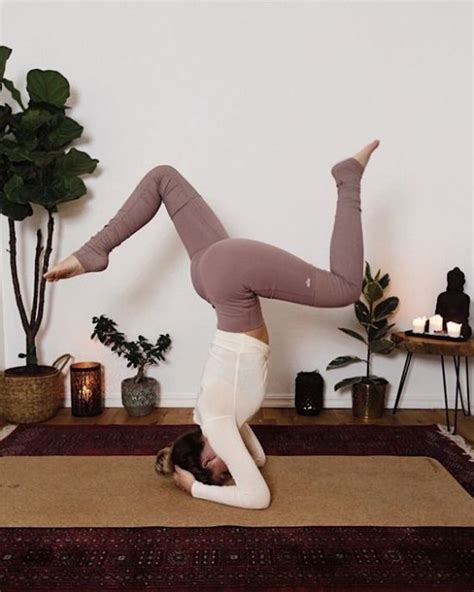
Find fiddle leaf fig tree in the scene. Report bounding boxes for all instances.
[0,46,99,370]
[326,261,400,391]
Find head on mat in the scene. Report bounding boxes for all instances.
[155,427,231,486]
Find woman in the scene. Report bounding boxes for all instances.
[44,139,380,509]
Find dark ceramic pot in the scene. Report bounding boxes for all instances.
[352,379,388,419]
[121,376,158,417]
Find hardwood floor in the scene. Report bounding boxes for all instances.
[2,408,473,446]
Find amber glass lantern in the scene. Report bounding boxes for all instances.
[70,362,103,417]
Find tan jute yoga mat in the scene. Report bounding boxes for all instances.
[1,455,473,527]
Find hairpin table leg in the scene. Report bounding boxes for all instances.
[392,351,413,415]
[465,356,471,416]
[440,355,450,432]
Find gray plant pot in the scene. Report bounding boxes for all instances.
[121,376,158,417]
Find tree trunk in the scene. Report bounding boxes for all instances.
[7,210,55,370]
[134,365,145,384]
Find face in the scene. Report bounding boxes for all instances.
[200,436,231,484]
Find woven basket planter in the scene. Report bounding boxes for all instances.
[0,353,72,424]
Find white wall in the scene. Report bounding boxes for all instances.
[0,1,472,409]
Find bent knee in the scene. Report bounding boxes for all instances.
[342,282,362,305]
[149,164,179,178]
[351,281,363,302]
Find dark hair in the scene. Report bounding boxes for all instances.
[155,427,218,485]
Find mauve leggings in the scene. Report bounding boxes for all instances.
[73,160,365,332]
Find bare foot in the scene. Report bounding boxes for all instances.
[43,255,85,282]
[352,139,380,170]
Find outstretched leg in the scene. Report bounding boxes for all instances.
[71,165,229,272]
[203,141,379,332]
[250,155,365,307]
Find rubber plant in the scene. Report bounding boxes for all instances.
[326,261,400,390]
[0,46,98,371]
[91,315,172,384]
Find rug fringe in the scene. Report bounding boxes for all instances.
[0,424,18,442]
[437,424,474,462]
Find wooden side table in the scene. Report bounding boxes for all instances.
[390,331,473,434]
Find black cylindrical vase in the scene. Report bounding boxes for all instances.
[295,370,324,416]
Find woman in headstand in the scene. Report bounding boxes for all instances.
[44,139,380,510]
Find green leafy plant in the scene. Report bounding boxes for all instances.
[91,315,172,384]
[0,46,99,369]
[326,261,399,391]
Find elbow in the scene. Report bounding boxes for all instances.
[247,485,271,510]
[258,491,271,509]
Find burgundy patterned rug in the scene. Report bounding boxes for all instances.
[0,423,473,591]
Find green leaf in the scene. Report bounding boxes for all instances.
[0,191,33,220]
[364,261,373,282]
[334,376,364,391]
[5,178,40,204]
[354,299,370,324]
[3,175,23,199]
[338,327,367,344]
[26,69,70,107]
[49,116,83,147]
[0,46,12,87]
[326,355,366,369]
[26,149,64,166]
[370,322,396,342]
[0,104,12,132]
[378,273,390,289]
[374,269,381,281]
[3,78,25,110]
[55,175,87,202]
[54,148,98,176]
[0,139,28,161]
[363,281,384,304]
[19,108,53,135]
[369,338,395,354]
[373,296,399,320]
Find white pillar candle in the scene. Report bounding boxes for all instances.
[412,316,427,333]
[429,314,443,333]
[446,321,462,338]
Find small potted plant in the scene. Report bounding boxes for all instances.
[91,314,172,417]
[326,261,399,419]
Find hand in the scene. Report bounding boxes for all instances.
[173,465,196,494]
[43,255,86,282]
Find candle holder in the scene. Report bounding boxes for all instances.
[294,370,324,416]
[70,362,103,417]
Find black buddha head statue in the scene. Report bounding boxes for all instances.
[446,267,465,292]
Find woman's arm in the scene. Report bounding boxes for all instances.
[191,416,271,510]
[239,422,266,467]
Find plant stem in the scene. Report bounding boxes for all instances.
[367,299,373,378]
[8,210,55,368]
[134,365,145,384]
[30,229,42,328]
[33,210,54,335]
[8,218,30,334]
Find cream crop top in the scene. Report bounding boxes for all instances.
[191,329,271,509]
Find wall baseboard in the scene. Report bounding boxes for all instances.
[63,392,464,410]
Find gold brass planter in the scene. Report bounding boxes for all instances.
[352,379,388,419]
